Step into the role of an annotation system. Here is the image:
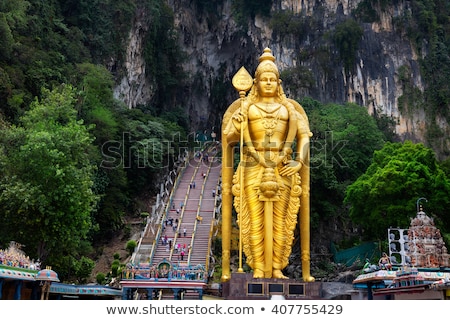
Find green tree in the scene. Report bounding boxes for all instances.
[307,102,385,182]
[0,85,97,263]
[73,63,129,240]
[120,111,185,196]
[74,255,95,284]
[76,63,119,145]
[143,0,186,110]
[0,13,14,60]
[59,0,136,63]
[344,141,450,239]
[299,98,385,228]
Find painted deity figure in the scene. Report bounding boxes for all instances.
[221,48,314,281]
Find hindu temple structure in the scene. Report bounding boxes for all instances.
[353,202,450,300]
[0,241,121,299]
[406,206,449,267]
[387,205,449,268]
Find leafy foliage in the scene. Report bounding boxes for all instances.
[74,256,96,284]
[353,0,380,23]
[300,98,385,226]
[353,0,392,23]
[270,11,308,40]
[75,63,119,145]
[96,272,106,285]
[397,64,425,115]
[281,65,315,92]
[345,141,450,239]
[59,0,136,64]
[193,0,225,14]
[305,100,385,182]
[125,240,137,256]
[0,85,97,262]
[142,0,187,111]
[0,12,13,60]
[232,0,272,27]
[332,19,363,72]
[0,0,190,253]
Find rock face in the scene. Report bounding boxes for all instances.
[113,7,154,109]
[113,0,448,157]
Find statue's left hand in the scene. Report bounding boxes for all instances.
[279,160,301,176]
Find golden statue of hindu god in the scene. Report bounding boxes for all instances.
[221,48,314,281]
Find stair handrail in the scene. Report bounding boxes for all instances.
[204,173,221,272]
[168,157,201,261]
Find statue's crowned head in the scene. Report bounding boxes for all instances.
[255,48,280,80]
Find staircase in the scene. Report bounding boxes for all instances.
[149,157,200,265]
[188,160,220,268]
[137,142,221,276]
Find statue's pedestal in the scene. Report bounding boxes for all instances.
[222,272,323,300]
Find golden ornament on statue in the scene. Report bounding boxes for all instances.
[232,66,253,93]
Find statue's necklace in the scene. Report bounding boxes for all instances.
[256,104,281,137]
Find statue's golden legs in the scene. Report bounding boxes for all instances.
[264,201,273,278]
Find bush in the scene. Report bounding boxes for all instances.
[111,259,120,277]
[125,240,137,256]
[96,272,106,285]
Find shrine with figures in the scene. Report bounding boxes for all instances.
[0,241,121,300]
[353,200,450,300]
[388,205,449,268]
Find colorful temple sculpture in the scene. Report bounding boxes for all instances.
[353,202,450,300]
[120,259,209,300]
[0,242,121,300]
[406,207,449,267]
[0,242,41,299]
[388,205,449,268]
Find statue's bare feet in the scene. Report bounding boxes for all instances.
[273,269,288,279]
[253,269,264,278]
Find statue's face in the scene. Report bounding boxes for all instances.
[257,72,278,97]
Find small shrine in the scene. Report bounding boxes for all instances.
[406,206,449,267]
[387,200,449,268]
[0,241,121,300]
[352,199,450,300]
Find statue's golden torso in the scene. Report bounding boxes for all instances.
[247,103,289,151]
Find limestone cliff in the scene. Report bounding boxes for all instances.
[113,0,449,159]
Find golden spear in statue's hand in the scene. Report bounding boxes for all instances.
[231,66,252,273]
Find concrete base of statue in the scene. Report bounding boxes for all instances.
[221,272,323,300]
